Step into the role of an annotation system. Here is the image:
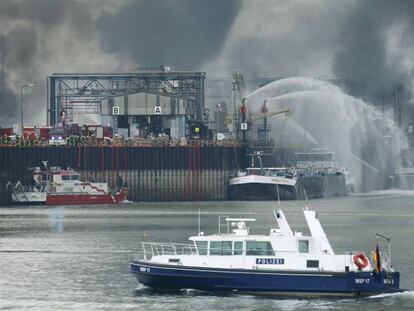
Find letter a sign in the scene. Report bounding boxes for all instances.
[154,106,162,115]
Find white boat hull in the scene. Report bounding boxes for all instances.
[12,192,46,204]
[229,175,297,200]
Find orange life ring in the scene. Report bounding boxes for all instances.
[353,252,369,270]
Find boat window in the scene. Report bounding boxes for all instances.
[210,241,233,256]
[298,240,309,253]
[222,241,232,256]
[307,260,319,268]
[195,241,208,255]
[246,241,274,256]
[71,175,79,180]
[210,241,221,255]
[234,241,243,255]
[61,175,70,181]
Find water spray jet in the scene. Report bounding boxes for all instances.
[244,77,408,192]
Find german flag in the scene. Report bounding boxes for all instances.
[372,243,381,273]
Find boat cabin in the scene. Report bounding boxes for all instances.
[30,164,108,194]
[244,167,295,178]
[140,209,376,273]
[295,151,336,169]
[190,213,325,259]
[52,171,80,183]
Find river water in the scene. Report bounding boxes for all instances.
[0,191,414,310]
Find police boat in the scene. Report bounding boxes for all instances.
[130,208,401,297]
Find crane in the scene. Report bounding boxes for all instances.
[232,72,246,141]
[247,100,291,144]
[248,108,291,122]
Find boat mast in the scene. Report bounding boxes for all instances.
[273,210,293,238]
[198,208,201,235]
[303,209,334,255]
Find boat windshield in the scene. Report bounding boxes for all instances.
[196,241,208,255]
[296,153,334,162]
[195,240,274,256]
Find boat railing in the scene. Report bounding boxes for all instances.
[345,250,393,272]
[20,185,47,193]
[375,251,394,272]
[7,181,46,193]
[138,242,197,260]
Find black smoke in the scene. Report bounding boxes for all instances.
[96,0,241,69]
[0,0,94,34]
[0,0,241,127]
[334,0,414,101]
[0,25,39,125]
[0,79,19,125]
[0,0,97,126]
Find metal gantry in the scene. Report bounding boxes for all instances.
[47,71,205,126]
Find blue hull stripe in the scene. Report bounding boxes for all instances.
[132,262,335,277]
[130,260,400,295]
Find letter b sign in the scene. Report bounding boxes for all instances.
[112,106,120,115]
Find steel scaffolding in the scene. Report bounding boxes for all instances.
[47,71,205,126]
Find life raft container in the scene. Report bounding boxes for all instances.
[353,252,369,270]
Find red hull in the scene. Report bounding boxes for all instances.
[46,189,128,205]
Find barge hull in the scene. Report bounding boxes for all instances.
[228,183,296,200]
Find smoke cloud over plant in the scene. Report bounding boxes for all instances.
[1,0,414,127]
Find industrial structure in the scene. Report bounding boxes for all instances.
[47,69,206,138]
[0,68,408,204]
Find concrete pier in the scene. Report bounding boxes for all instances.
[0,145,245,205]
